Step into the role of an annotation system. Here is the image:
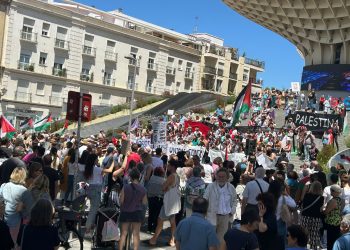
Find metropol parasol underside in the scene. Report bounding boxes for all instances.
[223,0,350,91]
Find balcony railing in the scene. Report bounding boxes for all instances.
[52,68,67,77]
[126,82,138,90]
[245,57,265,69]
[105,51,118,62]
[15,91,32,102]
[145,86,154,93]
[103,77,116,86]
[20,30,37,43]
[82,45,96,57]
[166,66,176,75]
[217,69,224,77]
[54,39,69,50]
[17,62,34,72]
[128,58,140,67]
[229,72,237,80]
[49,96,63,106]
[147,62,158,71]
[185,71,194,79]
[203,66,216,75]
[207,46,226,57]
[80,73,94,82]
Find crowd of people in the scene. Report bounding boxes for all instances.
[0,88,349,250]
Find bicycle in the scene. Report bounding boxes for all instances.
[53,195,87,250]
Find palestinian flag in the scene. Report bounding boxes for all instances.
[20,117,34,130]
[59,119,69,136]
[231,82,252,127]
[0,115,16,138]
[34,114,52,132]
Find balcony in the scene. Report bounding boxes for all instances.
[82,45,96,57]
[54,39,69,50]
[203,66,216,75]
[128,58,140,67]
[185,71,194,79]
[166,66,176,75]
[20,30,37,43]
[103,77,116,86]
[217,69,224,77]
[15,91,32,102]
[147,62,158,71]
[245,57,265,69]
[229,72,237,80]
[145,86,154,93]
[49,96,63,106]
[126,82,138,90]
[105,51,118,62]
[52,68,67,78]
[80,73,94,82]
[17,62,34,72]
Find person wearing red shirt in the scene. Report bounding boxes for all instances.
[125,144,141,175]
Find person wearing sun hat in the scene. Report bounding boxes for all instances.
[324,184,344,250]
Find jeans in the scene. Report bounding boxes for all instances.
[64,175,74,202]
[86,184,102,230]
[304,144,311,162]
[277,219,287,249]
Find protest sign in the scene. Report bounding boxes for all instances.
[135,139,151,148]
[152,121,167,145]
[289,111,343,132]
[167,144,206,158]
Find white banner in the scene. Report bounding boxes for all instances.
[167,144,206,158]
[208,150,246,165]
[152,121,167,145]
[135,139,152,148]
[291,82,300,93]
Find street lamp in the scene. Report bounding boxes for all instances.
[124,55,139,140]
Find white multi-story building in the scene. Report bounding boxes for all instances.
[0,0,264,128]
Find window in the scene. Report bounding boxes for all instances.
[53,63,63,76]
[178,60,183,70]
[104,72,112,85]
[56,27,67,40]
[146,79,153,92]
[148,58,155,70]
[20,54,30,64]
[81,68,90,81]
[39,52,47,66]
[36,82,45,95]
[106,41,115,52]
[216,80,222,92]
[128,74,135,89]
[42,23,50,36]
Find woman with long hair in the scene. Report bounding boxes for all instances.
[77,150,90,183]
[118,168,147,250]
[300,181,324,249]
[25,162,43,188]
[84,153,114,237]
[17,199,59,250]
[0,167,27,244]
[149,159,181,247]
[268,180,296,249]
[21,175,51,223]
[61,148,76,204]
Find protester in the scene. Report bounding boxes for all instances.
[17,199,59,250]
[119,168,147,250]
[184,166,206,217]
[0,167,27,244]
[175,197,219,250]
[332,214,350,250]
[286,225,309,250]
[222,209,260,250]
[204,167,237,245]
[149,159,181,247]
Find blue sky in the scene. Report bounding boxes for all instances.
[76,0,304,89]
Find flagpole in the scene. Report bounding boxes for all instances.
[73,91,83,200]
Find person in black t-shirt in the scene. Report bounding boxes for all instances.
[222,209,260,250]
[42,155,60,200]
[17,199,59,250]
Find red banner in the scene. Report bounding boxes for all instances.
[184,121,210,136]
[66,91,92,122]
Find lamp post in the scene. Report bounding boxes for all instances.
[124,55,138,140]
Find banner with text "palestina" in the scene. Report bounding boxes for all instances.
[289,111,343,132]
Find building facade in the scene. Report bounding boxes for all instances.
[0,0,264,128]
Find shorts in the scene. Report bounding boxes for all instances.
[119,210,143,223]
[158,206,176,220]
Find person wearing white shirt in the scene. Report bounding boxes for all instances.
[202,156,213,184]
[323,173,339,207]
[204,168,237,246]
[151,148,163,169]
